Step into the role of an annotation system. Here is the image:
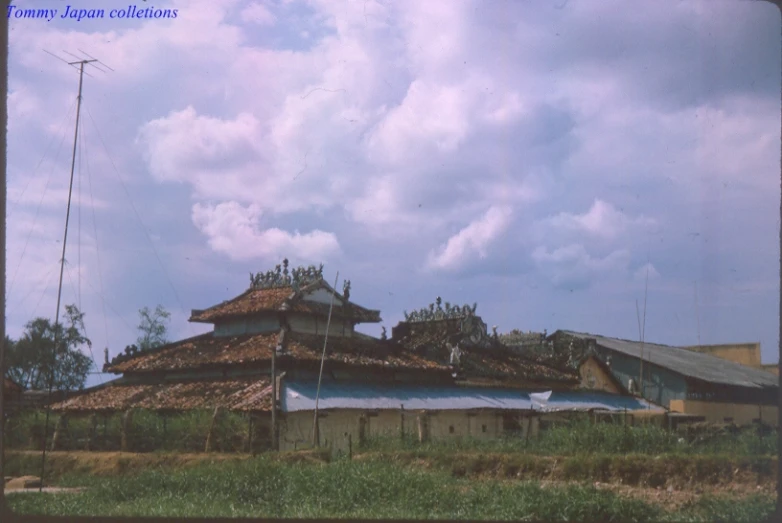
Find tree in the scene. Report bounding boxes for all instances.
[4,305,93,391]
[136,305,171,351]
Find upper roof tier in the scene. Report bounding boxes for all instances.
[189,260,381,324]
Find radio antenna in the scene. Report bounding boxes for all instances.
[37,50,109,492]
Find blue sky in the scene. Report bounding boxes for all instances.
[5,0,780,388]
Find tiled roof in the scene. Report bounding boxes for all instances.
[51,377,273,413]
[107,332,280,373]
[393,319,578,384]
[189,287,294,322]
[189,283,381,324]
[284,332,449,371]
[106,330,451,374]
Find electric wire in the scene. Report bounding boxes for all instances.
[8,100,78,298]
[83,104,196,337]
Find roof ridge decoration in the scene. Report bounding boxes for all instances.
[249,259,324,291]
[403,297,478,323]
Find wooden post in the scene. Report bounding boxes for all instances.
[358,415,367,447]
[121,409,134,452]
[401,409,406,440]
[86,414,98,451]
[51,414,68,451]
[271,346,277,451]
[204,406,223,453]
[417,411,430,443]
[348,433,352,460]
[248,413,255,454]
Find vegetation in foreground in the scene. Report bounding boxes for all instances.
[6,456,777,521]
[6,412,778,457]
[360,418,778,457]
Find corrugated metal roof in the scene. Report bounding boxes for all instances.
[530,390,663,412]
[561,331,778,389]
[282,380,534,412]
[281,380,662,413]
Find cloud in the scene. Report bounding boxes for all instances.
[427,206,513,271]
[191,201,341,262]
[532,244,631,288]
[542,199,654,240]
[633,262,661,283]
[240,2,277,26]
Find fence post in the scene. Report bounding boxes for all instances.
[121,409,134,452]
[400,404,405,442]
[86,414,98,451]
[205,406,223,453]
[51,414,67,451]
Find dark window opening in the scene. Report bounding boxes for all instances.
[482,424,487,433]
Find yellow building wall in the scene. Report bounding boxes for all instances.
[683,343,761,368]
[579,357,622,394]
[278,409,540,451]
[669,399,778,426]
[761,364,779,376]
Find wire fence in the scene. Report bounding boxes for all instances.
[3,409,272,453]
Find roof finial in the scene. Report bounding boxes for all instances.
[343,280,351,300]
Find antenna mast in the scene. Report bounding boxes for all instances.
[312,271,339,447]
[39,52,109,492]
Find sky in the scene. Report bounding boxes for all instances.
[5,0,781,389]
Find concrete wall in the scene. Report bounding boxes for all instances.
[214,316,280,337]
[683,343,761,368]
[288,313,353,337]
[669,399,778,426]
[303,288,345,306]
[579,357,622,394]
[278,409,539,452]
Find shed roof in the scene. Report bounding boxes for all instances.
[282,380,535,412]
[529,390,664,413]
[559,331,779,389]
[282,380,662,413]
[51,377,272,413]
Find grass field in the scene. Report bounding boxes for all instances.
[6,454,777,521]
[5,418,778,520]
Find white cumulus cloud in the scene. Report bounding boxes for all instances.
[191,201,340,262]
[427,206,513,271]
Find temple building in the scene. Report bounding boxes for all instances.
[51,261,658,453]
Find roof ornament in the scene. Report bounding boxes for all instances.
[381,326,387,340]
[448,342,462,366]
[405,299,480,323]
[250,260,326,289]
[343,280,351,300]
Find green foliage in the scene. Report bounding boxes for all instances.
[3,409,255,453]
[4,305,92,391]
[359,418,778,457]
[136,305,171,351]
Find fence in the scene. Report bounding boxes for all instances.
[3,409,272,453]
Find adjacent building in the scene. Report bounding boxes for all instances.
[550,331,779,426]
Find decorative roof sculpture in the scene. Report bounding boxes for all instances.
[403,297,478,323]
[249,258,324,291]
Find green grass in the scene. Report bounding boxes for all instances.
[7,456,776,521]
[6,411,776,457]
[6,456,661,520]
[359,419,778,457]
